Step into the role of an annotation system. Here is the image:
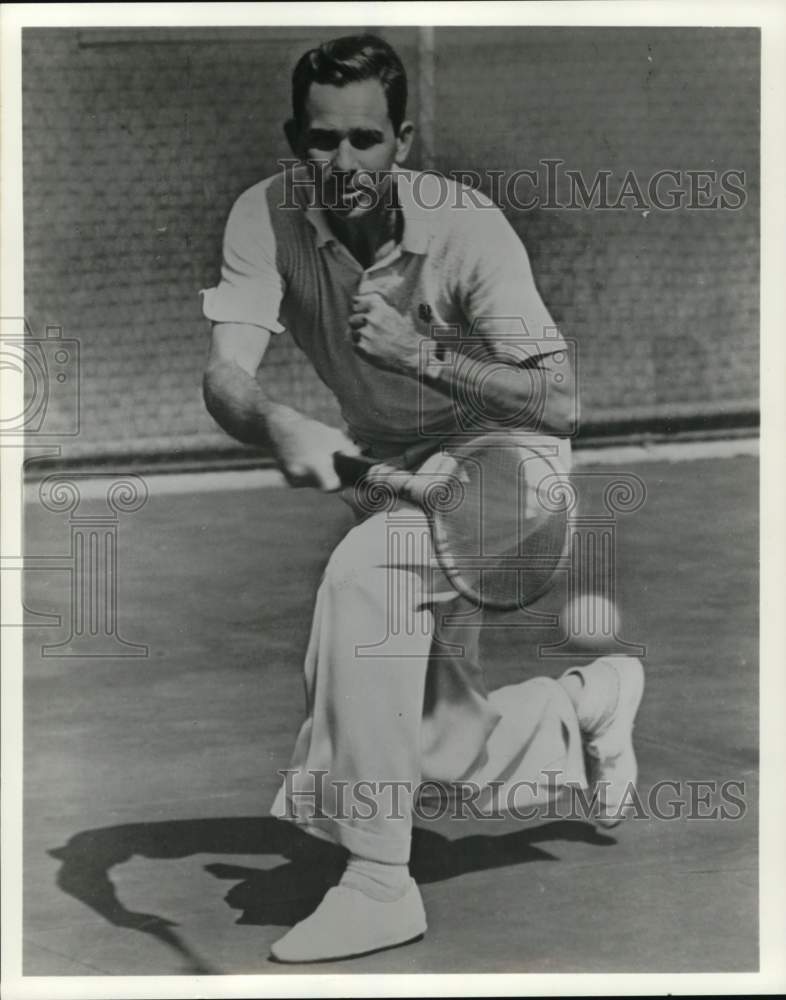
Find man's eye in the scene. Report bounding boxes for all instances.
[307,130,340,150]
[349,131,382,150]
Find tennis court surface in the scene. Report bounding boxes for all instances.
[23,447,757,975]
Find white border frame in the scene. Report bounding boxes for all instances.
[2,3,784,997]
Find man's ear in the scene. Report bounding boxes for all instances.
[284,119,301,157]
[394,121,415,165]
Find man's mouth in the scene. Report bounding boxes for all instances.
[340,188,370,208]
[331,174,377,210]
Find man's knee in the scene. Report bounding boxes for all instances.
[322,516,386,590]
[323,542,367,592]
[323,509,432,590]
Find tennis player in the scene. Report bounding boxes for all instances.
[202,34,644,963]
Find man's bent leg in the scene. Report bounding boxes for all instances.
[271,504,498,863]
[418,598,588,815]
[270,505,481,961]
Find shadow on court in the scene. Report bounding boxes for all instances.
[49,816,615,951]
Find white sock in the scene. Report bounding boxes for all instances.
[560,658,620,733]
[559,670,585,709]
[339,855,411,902]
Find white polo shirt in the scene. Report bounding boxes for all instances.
[202,166,567,454]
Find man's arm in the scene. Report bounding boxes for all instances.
[348,295,576,436]
[404,192,577,435]
[420,350,576,437]
[203,322,358,489]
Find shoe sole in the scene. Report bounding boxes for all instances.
[269,931,426,965]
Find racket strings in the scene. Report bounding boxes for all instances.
[432,445,568,607]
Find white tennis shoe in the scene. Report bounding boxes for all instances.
[269,879,427,963]
[562,656,645,828]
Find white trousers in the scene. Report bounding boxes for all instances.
[271,438,587,863]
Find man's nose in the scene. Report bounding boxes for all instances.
[332,137,358,172]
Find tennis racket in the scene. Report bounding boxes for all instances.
[333,432,570,611]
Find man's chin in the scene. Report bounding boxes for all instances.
[326,196,380,220]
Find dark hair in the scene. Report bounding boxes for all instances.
[291,34,408,132]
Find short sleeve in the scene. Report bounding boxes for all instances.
[200,184,286,333]
[455,201,565,363]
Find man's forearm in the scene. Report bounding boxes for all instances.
[419,351,576,436]
[203,359,304,447]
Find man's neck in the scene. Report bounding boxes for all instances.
[326,202,403,270]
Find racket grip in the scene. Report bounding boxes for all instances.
[333,451,377,487]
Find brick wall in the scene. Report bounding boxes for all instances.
[22,26,758,461]
[433,27,759,425]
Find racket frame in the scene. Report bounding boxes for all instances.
[333,434,569,611]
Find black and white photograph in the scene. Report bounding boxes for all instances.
[1,2,784,996]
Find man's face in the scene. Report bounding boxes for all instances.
[291,78,413,219]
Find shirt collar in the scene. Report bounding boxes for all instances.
[394,166,434,255]
[297,164,435,255]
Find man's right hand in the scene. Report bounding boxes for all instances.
[204,324,360,491]
[267,412,360,491]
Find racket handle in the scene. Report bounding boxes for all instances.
[333,451,377,487]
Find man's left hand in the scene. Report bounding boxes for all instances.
[348,292,422,376]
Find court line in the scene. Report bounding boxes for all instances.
[22,937,112,975]
[23,436,759,502]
